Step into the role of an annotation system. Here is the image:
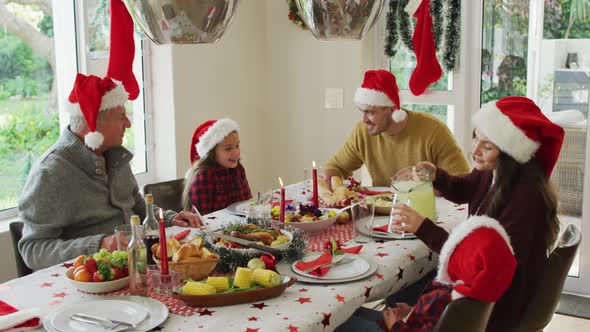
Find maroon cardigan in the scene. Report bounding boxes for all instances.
[415,168,549,331]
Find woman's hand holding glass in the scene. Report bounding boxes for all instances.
[390,203,426,234]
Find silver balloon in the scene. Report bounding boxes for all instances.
[123,0,240,44]
[295,0,386,40]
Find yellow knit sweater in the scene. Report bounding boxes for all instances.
[324,111,471,186]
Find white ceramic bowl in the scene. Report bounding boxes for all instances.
[210,229,293,254]
[65,268,129,293]
[286,210,339,234]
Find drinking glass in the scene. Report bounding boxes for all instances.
[351,197,375,243]
[114,224,134,251]
[389,193,410,237]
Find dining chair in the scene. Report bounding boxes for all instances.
[9,221,33,277]
[505,223,582,332]
[434,297,495,332]
[143,179,185,213]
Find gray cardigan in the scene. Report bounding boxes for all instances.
[18,128,176,270]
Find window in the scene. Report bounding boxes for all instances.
[0,0,151,217]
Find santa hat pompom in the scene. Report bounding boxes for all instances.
[392,109,407,122]
[84,131,105,150]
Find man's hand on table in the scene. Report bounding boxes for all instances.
[171,211,202,227]
[100,234,118,251]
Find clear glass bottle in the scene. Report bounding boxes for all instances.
[143,194,159,269]
[128,215,147,296]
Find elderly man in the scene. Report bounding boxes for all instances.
[18,74,200,270]
[323,70,470,186]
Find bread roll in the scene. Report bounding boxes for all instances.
[189,236,204,249]
[151,243,160,259]
[173,243,201,262]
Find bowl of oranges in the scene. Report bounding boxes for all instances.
[65,249,130,293]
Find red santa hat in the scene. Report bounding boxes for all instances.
[436,215,517,302]
[473,96,565,176]
[190,118,240,162]
[68,74,128,150]
[354,70,407,122]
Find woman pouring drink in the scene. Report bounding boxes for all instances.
[388,96,564,331]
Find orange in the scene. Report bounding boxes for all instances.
[73,255,87,268]
[74,267,92,282]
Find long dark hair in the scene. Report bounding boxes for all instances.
[485,152,560,253]
[181,152,219,211]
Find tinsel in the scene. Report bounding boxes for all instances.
[207,220,308,273]
[431,0,443,50]
[443,0,461,71]
[384,0,399,57]
[397,0,414,52]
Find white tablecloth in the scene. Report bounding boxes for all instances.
[0,182,467,331]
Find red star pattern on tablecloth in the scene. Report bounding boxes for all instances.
[419,267,424,274]
[198,308,214,316]
[375,273,384,280]
[40,282,54,288]
[62,263,73,268]
[298,288,308,292]
[251,302,268,310]
[49,300,62,306]
[288,325,299,332]
[408,254,416,261]
[396,267,404,281]
[247,317,258,321]
[321,313,331,329]
[245,328,259,332]
[53,292,67,298]
[0,284,10,291]
[375,252,389,257]
[296,297,311,304]
[50,273,60,277]
[207,216,217,219]
[335,294,345,303]
[457,207,465,211]
[364,286,372,298]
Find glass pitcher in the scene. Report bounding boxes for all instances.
[390,166,437,220]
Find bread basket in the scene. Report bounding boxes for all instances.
[154,255,219,281]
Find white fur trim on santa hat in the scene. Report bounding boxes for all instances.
[84,131,104,150]
[436,215,514,285]
[404,0,422,16]
[196,118,240,159]
[354,88,395,108]
[473,101,541,164]
[0,307,41,330]
[99,80,128,112]
[393,109,407,122]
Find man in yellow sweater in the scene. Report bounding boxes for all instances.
[323,70,470,186]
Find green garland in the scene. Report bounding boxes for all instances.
[286,0,307,30]
[385,0,458,71]
[206,221,308,273]
[443,0,461,71]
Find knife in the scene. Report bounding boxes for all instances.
[71,313,135,328]
[214,232,283,259]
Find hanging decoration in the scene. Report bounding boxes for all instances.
[286,0,307,29]
[385,0,458,72]
[123,0,241,44]
[293,0,387,40]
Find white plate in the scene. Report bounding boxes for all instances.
[291,253,370,280]
[276,257,378,284]
[226,199,257,216]
[44,296,168,332]
[358,216,418,240]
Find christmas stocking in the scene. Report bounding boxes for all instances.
[107,0,140,100]
[407,0,442,96]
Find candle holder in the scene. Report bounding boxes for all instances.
[151,270,180,296]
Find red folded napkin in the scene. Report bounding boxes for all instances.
[295,245,364,277]
[0,301,41,331]
[358,189,392,196]
[372,224,390,233]
[173,229,191,240]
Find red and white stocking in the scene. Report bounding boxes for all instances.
[407,0,442,96]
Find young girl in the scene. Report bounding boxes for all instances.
[392,96,564,331]
[182,118,252,215]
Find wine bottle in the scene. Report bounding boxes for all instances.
[143,194,159,269]
[128,215,147,296]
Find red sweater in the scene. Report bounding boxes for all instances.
[415,168,548,331]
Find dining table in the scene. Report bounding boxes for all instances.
[0,181,468,332]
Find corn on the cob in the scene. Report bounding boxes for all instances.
[252,269,281,287]
[206,277,229,292]
[182,281,216,295]
[233,267,253,288]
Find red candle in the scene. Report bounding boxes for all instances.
[158,208,169,275]
[312,161,319,207]
[278,177,285,222]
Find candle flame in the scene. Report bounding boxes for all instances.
[312,160,316,168]
[278,177,284,187]
[159,208,163,220]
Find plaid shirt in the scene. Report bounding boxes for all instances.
[189,163,252,215]
[387,281,452,332]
